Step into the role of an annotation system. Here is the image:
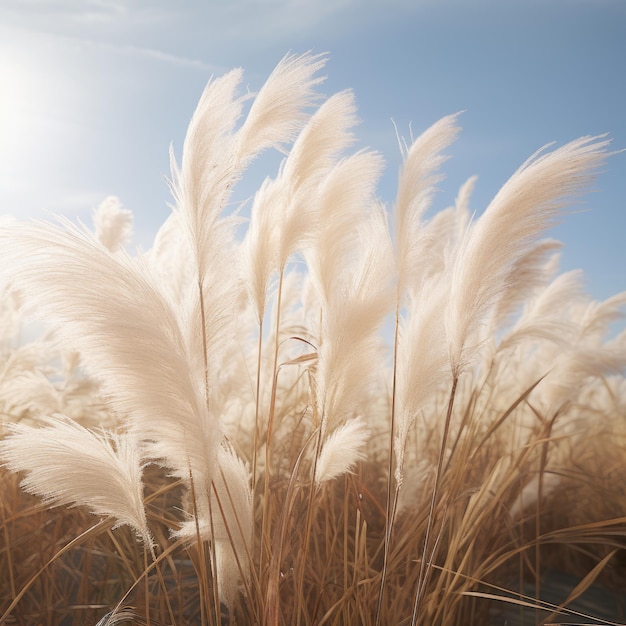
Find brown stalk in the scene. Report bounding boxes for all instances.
[0,518,111,625]
[260,266,285,581]
[411,373,459,625]
[375,302,400,626]
[295,419,323,626]
[264,434,312,626]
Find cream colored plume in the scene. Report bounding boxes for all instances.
[169,51,328,276]
[313,206,393,431]
[309,204,392,488]
[538,292,626,412]
[497,268,585,355]
[446,135,611,376]
[0,416,150,544]
[174,443,253,609]
[92,196,133,253]
[390,116,463,487]
[243,89,359,319]
[306,150,385,306]
[394,278,451,487]
[394,113,461,295]
[168,65,244,250]
[0,220,222,496]
[167,53,328,405]
[314,418,370,486]
[423,175,477,281]
[489,238,564,334]
[235,51,327,160]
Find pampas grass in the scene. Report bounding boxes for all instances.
[1,54,625,626]
[0,416,151,545]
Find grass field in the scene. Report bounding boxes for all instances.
[1,53,625,626]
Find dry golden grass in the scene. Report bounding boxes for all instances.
[2,399,626,625]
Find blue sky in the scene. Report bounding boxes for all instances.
[0,0,624,302]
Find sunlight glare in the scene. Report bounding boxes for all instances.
[0,56,40,178]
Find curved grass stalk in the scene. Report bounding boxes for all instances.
[0,518,112,624]
[411,374,459,625]
[264,431,316,626]
[260,267,285,581]
[214,467,260,624]
[295,420,323,626]
[96,534,191,626]
[198,278,211,413]
[375,302,401,626]
[251,315,264,525]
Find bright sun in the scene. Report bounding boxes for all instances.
[0,51,81,210]
[0,56,36,175]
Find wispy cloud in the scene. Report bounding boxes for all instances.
[0,25,216,74]
[113,44,215,71]
[0,0,420,71]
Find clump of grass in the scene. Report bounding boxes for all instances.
[1,53,625,626]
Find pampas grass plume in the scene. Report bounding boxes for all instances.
[314,418,369,486]
[0,416,150,544]
[447,135,611,375]
[92,196,133,253]
[395,113,461,294]
[0,220,223,496]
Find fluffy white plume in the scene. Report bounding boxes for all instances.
[306,150,385,305]
[497,268,585,354]
[315,418,370,486]
[92,196,133,253]
[395,113,461,295]
[235,51,327,160]
[453,175,477,227]
[577,291,626,340]
[243,89,359,319]
[394,279,451,486]
[314,203,394,434]
[538,292,626,412]
[389,117,463,487]
[276,88,360,268]
[241,176,284,320]
[167,68,246,413]
[489,238,564,333]
[0,416,150,543]
[168,54,329,407]
[0,220,222,494]
[145,213,196,306]
[168,66,244,253]
[446,135,611,375]
[170,51,328,278]
[175,443,253,608]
